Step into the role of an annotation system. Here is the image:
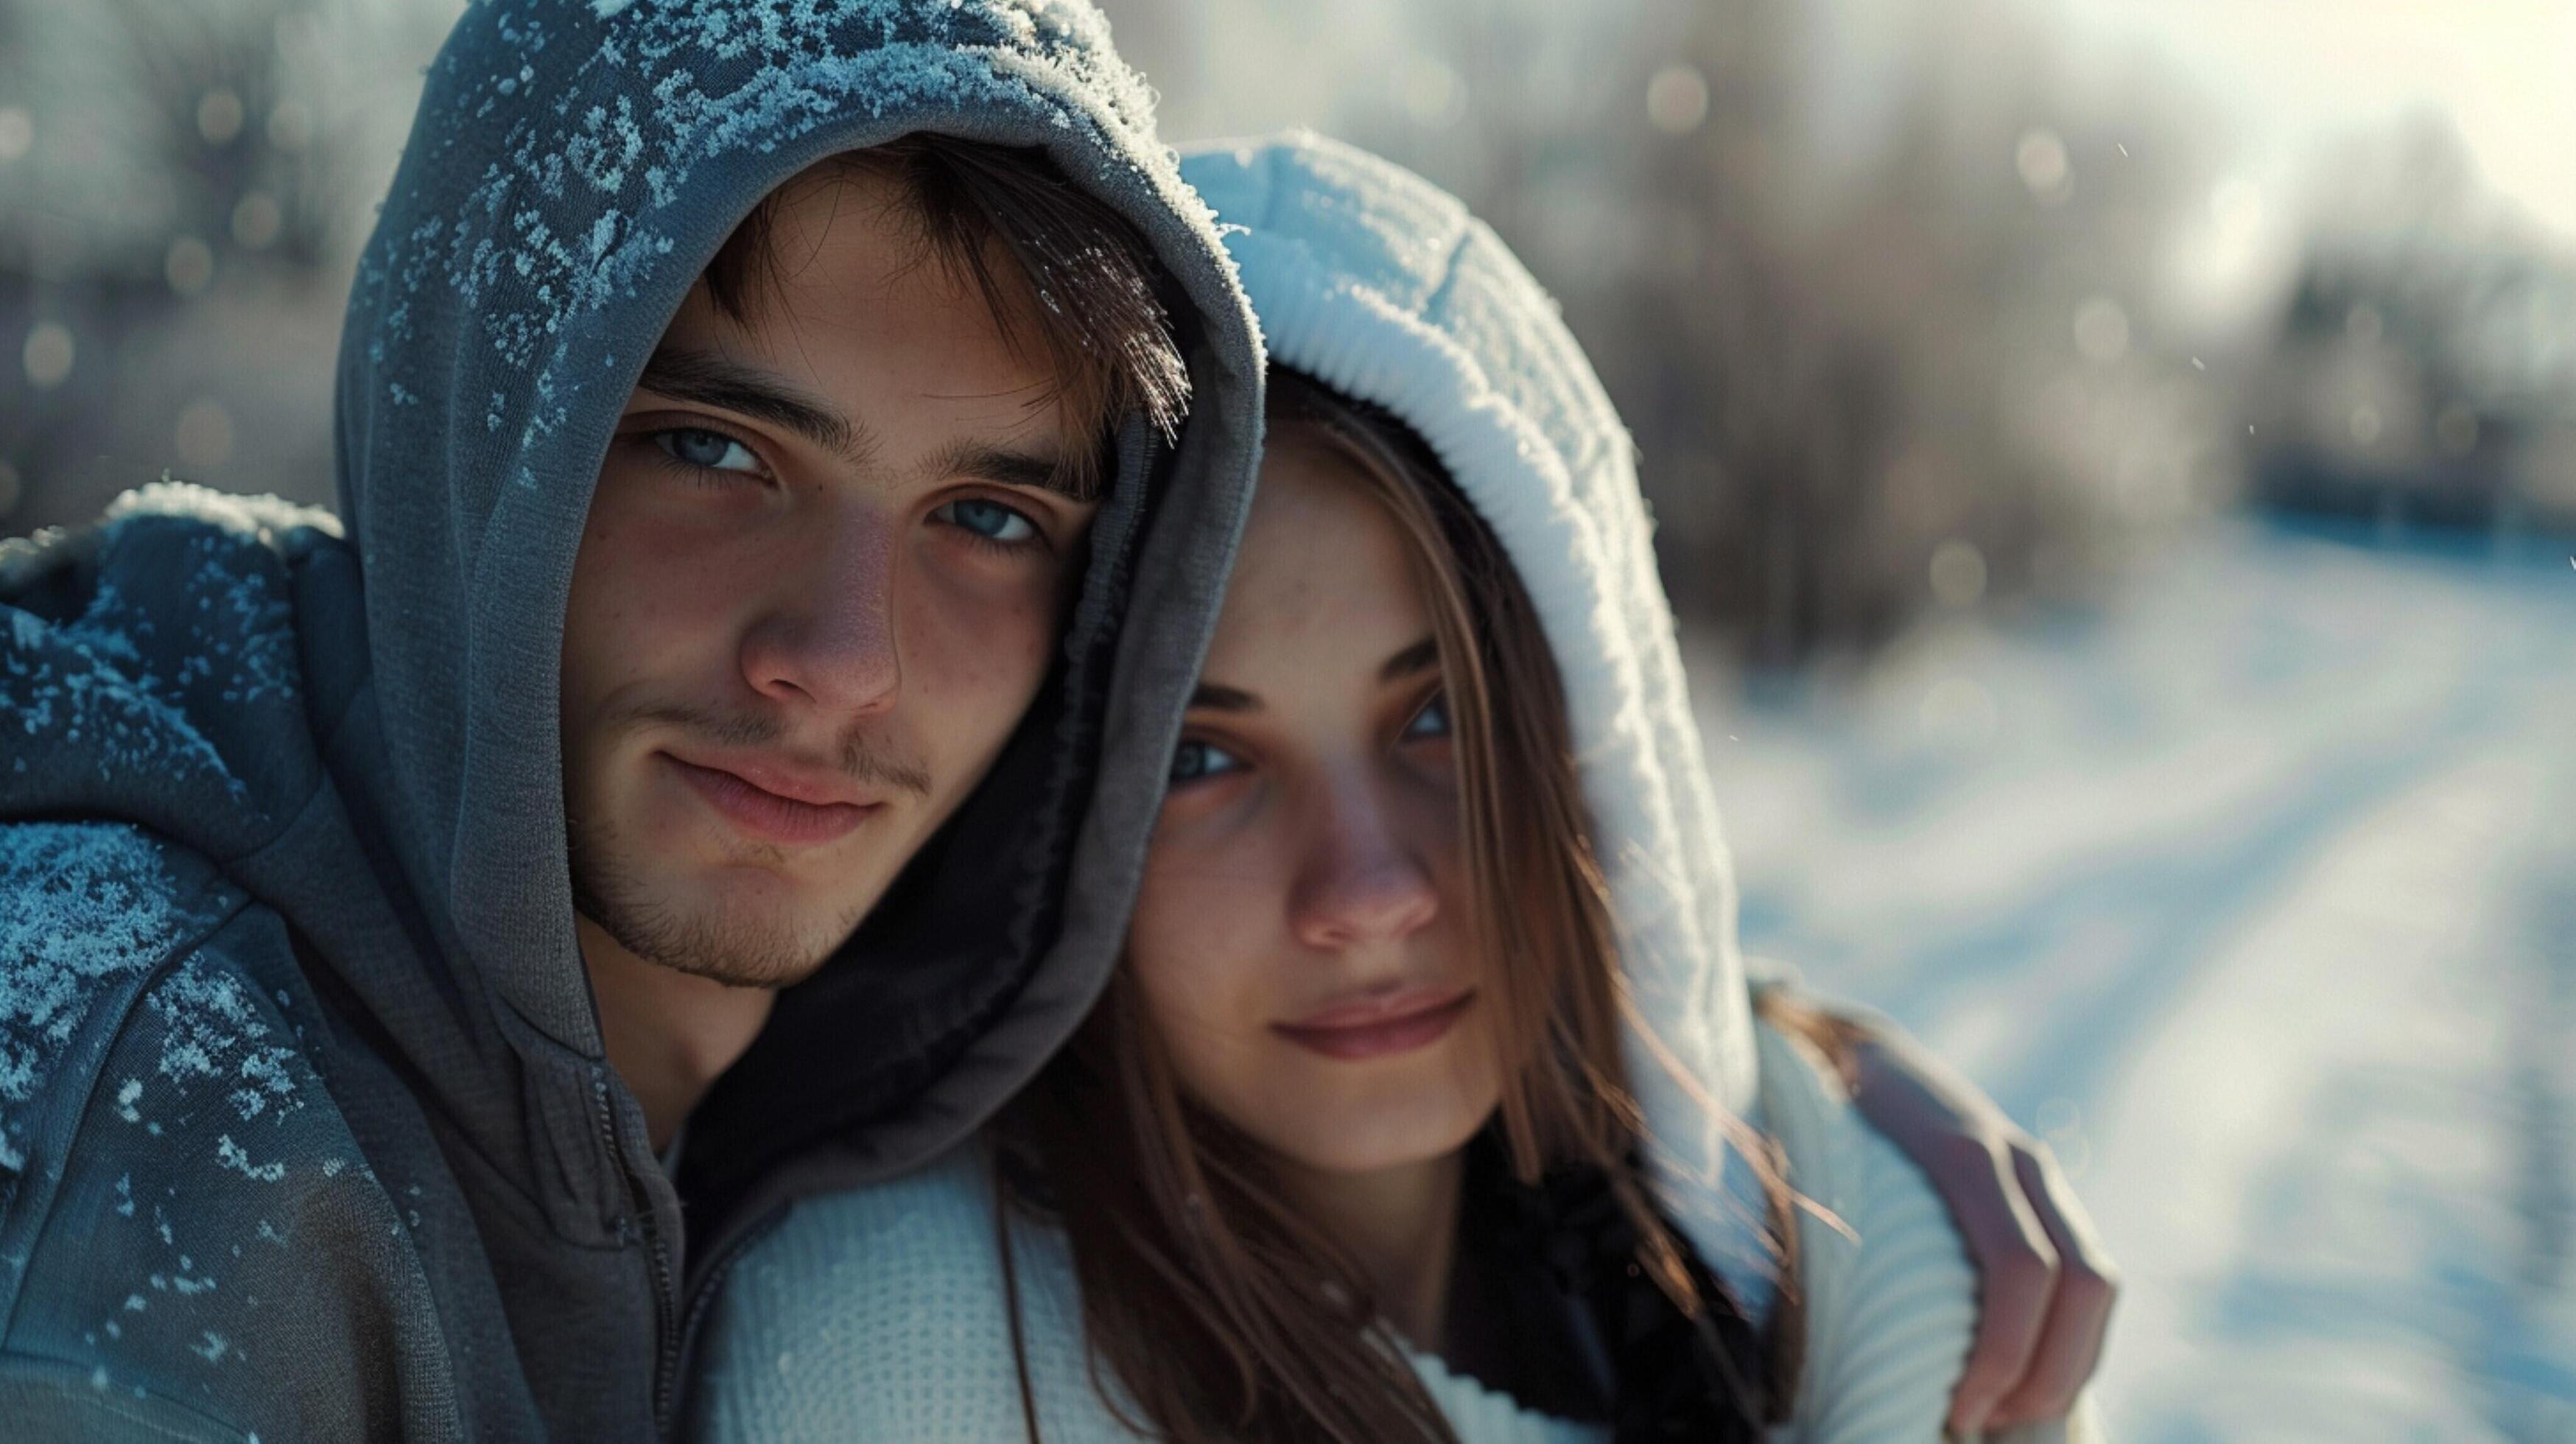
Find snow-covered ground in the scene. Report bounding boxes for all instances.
[1692,519,2576,1441]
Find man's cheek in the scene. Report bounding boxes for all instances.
[587,542,763,670]
[911,589,1058,735]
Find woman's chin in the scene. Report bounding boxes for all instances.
[1254,1089,1498,1180]
[1214,1032,1503,1177]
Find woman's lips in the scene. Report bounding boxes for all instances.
[1271,988,1476,1061]
[664,753,877,846]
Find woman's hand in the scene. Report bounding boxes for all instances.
[1836,1017,2119,1437]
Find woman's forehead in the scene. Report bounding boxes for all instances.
[1207,440,1431,679]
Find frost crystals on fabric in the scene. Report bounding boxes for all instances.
[353,0,1159,448]
[0,825,189,1191]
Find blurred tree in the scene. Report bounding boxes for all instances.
[1193,0,2229,665]
[0,0,440,529]
[2251,116,2576,533]
[1587,0,2218,663]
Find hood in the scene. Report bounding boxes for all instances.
[326,0,1260,1212]
[1177,133,1770,1293]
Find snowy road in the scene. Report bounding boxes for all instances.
[1694,520,2576,1441]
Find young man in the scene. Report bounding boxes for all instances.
[0,2,2106,1439]
[0,3,1261,1437]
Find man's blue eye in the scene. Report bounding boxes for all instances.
[1169,739,1242,784]
[656,427,759,473]
[1404,694,1450,740]
[939,497,1038,544]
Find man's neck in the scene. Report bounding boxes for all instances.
[576,915,776,1152]
[1274,1150,1465,1353]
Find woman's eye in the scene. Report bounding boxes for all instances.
[1168,738,1243,785]
[936,497,1039,545]
[653,427,762,474]
[1403,693,1451,740]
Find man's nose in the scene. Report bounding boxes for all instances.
[737,509,901,715]
[1286,779,1441,951]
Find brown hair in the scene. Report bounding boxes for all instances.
[990,368,1791,1440]
[701,133,1189,498]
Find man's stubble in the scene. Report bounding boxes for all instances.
[565,700,932,989]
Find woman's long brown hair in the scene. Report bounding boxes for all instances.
[989,368,1788,1441]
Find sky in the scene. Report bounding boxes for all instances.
[2054,0,2576,243]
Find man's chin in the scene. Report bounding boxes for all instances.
[569,850,866,990]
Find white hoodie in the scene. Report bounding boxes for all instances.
[689,133,2099,1443]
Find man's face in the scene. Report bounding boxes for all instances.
[561,167,1095,988]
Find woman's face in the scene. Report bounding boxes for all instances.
[1126,431,1504,1180]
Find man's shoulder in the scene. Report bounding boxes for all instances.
[0,821,251,1180]
[3,485,363,857]
[0,817,391,1233]
[1,481,346,646]
[1,480,343,578]
[0,819,449,1437]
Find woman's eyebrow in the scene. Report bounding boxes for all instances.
[1188,681,1260,712]
[1380,638,1439,683]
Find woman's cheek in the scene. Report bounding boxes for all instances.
[1132,844,1277,1040]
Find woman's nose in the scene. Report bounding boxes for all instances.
[737,510,902,716]
[1287,782,1440,951]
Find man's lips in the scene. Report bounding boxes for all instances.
[1271,986,1476,1061]
[662,752,880,846]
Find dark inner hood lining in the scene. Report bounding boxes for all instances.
[678,402,1163,1234]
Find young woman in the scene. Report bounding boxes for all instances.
[690,134,2105,1442]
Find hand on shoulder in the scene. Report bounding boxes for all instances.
[1751,1004,2112,1443]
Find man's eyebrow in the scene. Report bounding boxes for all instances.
[1187,681,1260,712]
[1380,639,1440,683]
[635,347,869,466]
[932,439,1097,505]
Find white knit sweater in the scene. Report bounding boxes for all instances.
[689,1017,2099,1443]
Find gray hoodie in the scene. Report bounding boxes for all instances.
[0,1,1260,1437]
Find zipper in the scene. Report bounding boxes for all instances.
[595,1071,684,1438]
[642,1179,681,1436]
